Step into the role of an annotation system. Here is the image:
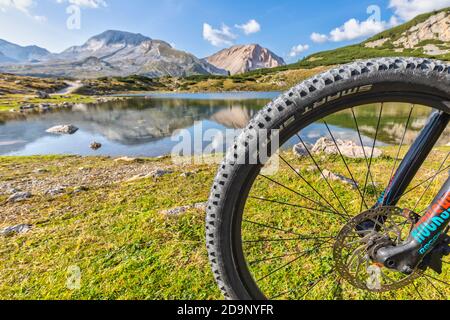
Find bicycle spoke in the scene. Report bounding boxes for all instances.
[257,252,310,282]
[385,105,414,204]
[243,235,336,244]
[243,219,319,238]
[260,174,348,221]
[323,121,368,210]
[279,154,342,215]
[296,134,350,217]
[423,273,450,287]
[248,196,336,215]
[412,281,425,300]
[351,108,376,188]
[412,152,450,212]
[423,275,446,300]
[396,162,450,202]
[360,103,384,212]
[269,270,335,300]
[248,242,333,266]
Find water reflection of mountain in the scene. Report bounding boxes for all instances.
[0,98,265,153]
[324,103,450,145]
[1,98,448,156]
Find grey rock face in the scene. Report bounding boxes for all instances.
[206,44,285,75]
[311,137,382,159]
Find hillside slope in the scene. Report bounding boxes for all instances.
[295,7,450,69]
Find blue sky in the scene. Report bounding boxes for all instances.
[0,0,449,61]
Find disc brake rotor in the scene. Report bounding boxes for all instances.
[333,207,422,292]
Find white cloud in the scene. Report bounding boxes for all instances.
[289,44,309,57]
[389,0,450,21]
[203,23,237,47]
[329,18,388,42]
[310,16,399,43]
[0,0,46,21]
[34,15,47,22]
[56,0,107,8]
[310,32,328,43]
[235,19,261,35]
[0,0,34,13]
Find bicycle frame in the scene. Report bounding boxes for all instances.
[373,110,450,273]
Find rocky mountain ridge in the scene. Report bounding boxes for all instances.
[206,44,285,75]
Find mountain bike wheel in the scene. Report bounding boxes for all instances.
[206,57,450,300]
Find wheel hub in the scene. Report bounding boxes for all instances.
[333,207,422,292]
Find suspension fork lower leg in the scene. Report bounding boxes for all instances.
[378,110,449,207]
[374,177,450,273]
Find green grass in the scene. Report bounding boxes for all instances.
[0,94,97,112]
[0,150,448,300]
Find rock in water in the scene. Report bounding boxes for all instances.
[1,224,32,237]
[312,137,382,159]
[46,125,79,135]
[90,142,102,150]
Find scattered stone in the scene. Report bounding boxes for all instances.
[33,168,49,174]
[4,187,19,195]
[36,91,50,99]
[126,173,149,182]
[321,169,358,189]
[193,202,207,210]
[73,186,89,194]
[19,104,37,111]
[114,156,138,163]
[1,224,32,237]
[311,137,382,159]
[160,202,207,216]
[7,192,32,203]
[60,102,73,108]
[151,169,173,178]
[46,124,79,135]
[90,142,102,150]
[45,187,65,196]
[38,104,52,111]
[181,171,195,178]
[293,142,313,157]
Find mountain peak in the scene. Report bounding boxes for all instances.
[0,38,50,63]
[88,30,151,46]
[206,44,285,75]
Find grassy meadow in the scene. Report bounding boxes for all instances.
[0,146,448,300]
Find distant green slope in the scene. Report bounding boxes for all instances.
[297,7,450,68]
